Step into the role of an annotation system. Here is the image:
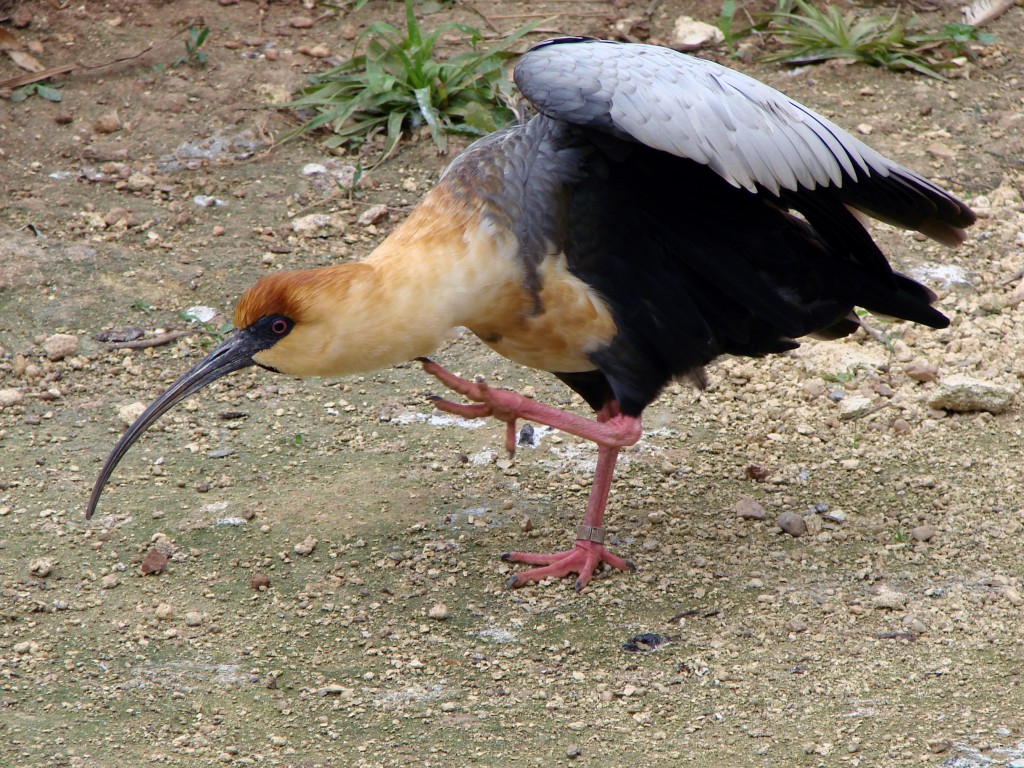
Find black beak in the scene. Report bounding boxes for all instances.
[86,330,263,519]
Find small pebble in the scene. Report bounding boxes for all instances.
[357,204,389,226]
[839,395,876,420]
[100,574,120,589]
[93,112,122,134]
[154,603,175,621]
[786,618,808,633]
[566,744,581,759]
[904,362,939,383]
[250,573,271,590]
[872,586,908,610]
[29,558,54,578]
[184,611,203,627]
[734,495,766,520]
[140,547,168,575]
[117,402,146,427]
[126,172,155,192]
[428,603,450,620]
[43,333,78,361]
[910,524,936,542]
[293,536,317,556]
[0,388,24,408]
[777,511,806,537]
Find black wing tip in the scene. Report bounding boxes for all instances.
[525,36,602,54]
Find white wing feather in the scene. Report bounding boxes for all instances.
[515,41,897,195]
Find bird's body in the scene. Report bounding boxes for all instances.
[88,38,975,591]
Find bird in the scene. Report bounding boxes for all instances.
[86,37,975,591]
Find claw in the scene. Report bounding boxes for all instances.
[505,575,521,590]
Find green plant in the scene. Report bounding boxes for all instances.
[282,0,533,160]
[338,161,364,200]
[716,0,771,57]
[10,81,62,102]
[763,0,992,79]
[180,310,233,344]
[130,299,154,313]
[175,25,210,68]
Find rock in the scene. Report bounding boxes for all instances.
[824,509,847,524]
[734,495,766,520]
[909,524,936,542]
[744,463,771,481]
[669,16,724,50]
[928,375,1016,414]
[904,361,939,382]
[838,394,876,420]
[777,511,807,537]
[126,172,155,192]
[926,141,955,160]
[43,332,78,361]
[794,340,887,377]
[100,573,120,589]
[293,536,317,556]
[786,618,808,633]
[29,558,54,577]
[250,573,271,590]
[872,586,908,610]
[104,207,130,227]
[93,112,122,134]
[184,611,203,627]
[0,388,24,408]
[291,213,347,236]
[117,402,147,427]
[154,603,175,621]
[289,15,314,28]
[140,547,168,575]
[428,603,450,620]
[357,204,389,227]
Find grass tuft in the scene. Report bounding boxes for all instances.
[763,0,994,79]
[282,0,533,161]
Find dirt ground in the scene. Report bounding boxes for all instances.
[1,1,1023,766]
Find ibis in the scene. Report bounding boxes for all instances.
[87,38,975,591]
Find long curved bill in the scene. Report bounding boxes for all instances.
[86,330,261,519]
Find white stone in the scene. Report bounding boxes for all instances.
[928,375,1017,414]
[670,16,724,50]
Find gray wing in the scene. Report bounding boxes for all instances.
[514,38,974,243]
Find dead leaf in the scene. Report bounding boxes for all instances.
[7,49,45,73]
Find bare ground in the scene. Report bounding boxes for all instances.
[1,1,1023,767]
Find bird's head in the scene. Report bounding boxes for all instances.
[85,267,363,520]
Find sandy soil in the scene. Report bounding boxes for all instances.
[1,1,1023,766]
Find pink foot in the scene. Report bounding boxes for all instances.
[503,540,635,592]
[417,358,642,592]
[418,358,640,448]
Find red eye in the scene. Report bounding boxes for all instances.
[271,319,289,335]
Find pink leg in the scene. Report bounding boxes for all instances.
[419,358,640,591]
